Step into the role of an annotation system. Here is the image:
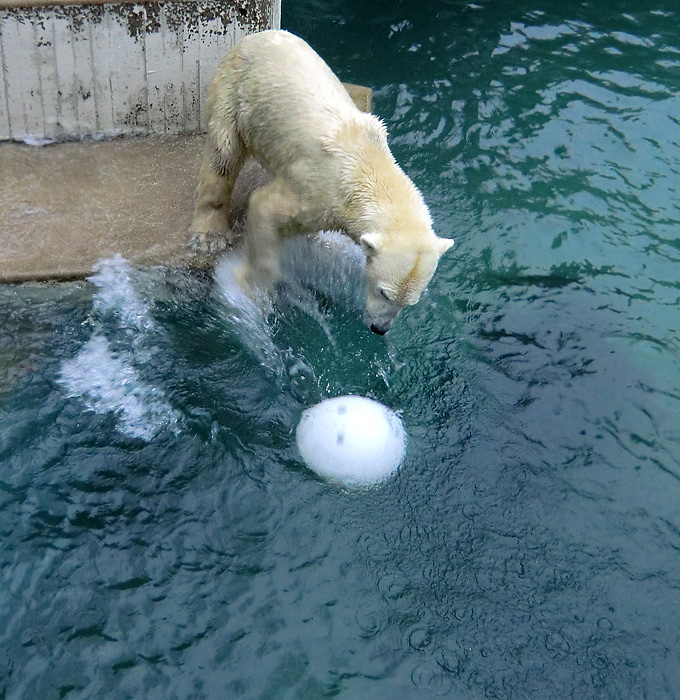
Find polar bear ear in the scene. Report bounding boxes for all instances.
[437,237,454,256]
[360,233,383,258]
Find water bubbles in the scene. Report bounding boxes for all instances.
[377,572,411,606]
[354,603,389,639]
[410,663,453,696]
[407,625,433,651]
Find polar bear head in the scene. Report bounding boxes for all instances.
[360,232,453,334]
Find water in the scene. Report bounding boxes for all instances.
[2,1,680,697]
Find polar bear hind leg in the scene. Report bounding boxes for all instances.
[235,175,307,289]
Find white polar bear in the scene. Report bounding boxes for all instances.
[190,29,453,334]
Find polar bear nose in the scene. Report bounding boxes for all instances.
[370,323,389,335]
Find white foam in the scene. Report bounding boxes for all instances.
[60,335,181,441]
[59,255,182,440]
[88,254,154,333]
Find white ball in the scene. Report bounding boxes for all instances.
[296,396,407,486]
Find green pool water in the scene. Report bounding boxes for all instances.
[2,1,680,698]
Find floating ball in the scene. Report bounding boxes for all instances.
[296,396,407,486]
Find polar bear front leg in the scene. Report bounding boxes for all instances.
[189,131,245,255]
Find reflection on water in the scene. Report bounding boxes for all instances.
[2,1,680,698]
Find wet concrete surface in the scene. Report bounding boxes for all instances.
[0,135,204,282]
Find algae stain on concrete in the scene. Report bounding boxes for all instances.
[0,0,281,140]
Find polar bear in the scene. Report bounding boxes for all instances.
[190,29,453,334]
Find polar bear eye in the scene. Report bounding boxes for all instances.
[379,288,392,302]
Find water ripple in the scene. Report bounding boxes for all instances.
[2,2,680,699]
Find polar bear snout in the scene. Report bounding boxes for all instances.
[365,305,401,335]
[365,304,400,334]
[364,284,403,335]
[370,322,390,336]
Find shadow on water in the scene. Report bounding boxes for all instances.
[2,0,680,698]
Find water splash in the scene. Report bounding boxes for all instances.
[60,234,368,437]
[88,254,154,334]
[280,230,366,311]
[60,335,181,441]
[213,231,367,379]
[213,253,286,377]
[59,254,181,441]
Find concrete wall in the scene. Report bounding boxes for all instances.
[0,0,281,141]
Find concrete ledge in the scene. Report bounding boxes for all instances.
[0,135,201,282]
[0,83,372,283]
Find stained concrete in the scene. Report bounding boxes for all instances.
[0,83,372,283]
[1,0,281,141]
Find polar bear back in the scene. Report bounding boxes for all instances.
[208,30,375,174]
